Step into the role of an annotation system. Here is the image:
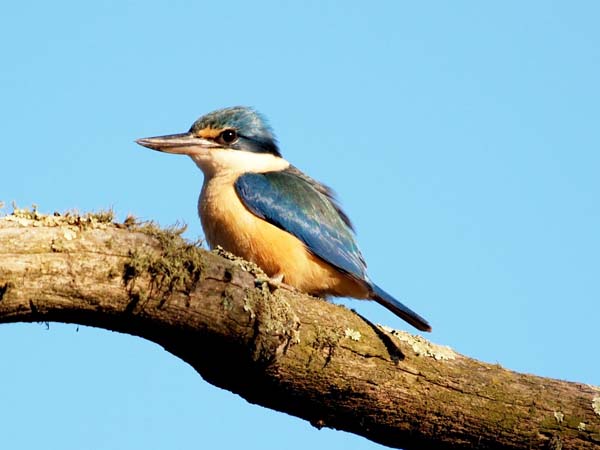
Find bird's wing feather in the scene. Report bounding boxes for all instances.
[283,166,355,230]
[234,168,367,279]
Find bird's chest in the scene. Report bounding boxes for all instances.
[198,176,260,253]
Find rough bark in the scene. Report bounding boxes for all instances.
[0,210,599,450]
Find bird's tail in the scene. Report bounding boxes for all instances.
[370,284,431,332]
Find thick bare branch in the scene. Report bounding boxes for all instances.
[0,211,599,450]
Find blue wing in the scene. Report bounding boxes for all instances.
[234,167,367,280]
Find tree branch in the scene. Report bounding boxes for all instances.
[0,210,599,450]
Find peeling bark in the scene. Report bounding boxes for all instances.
[0,211,599,450]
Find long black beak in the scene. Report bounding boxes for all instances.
[135,132,214,155]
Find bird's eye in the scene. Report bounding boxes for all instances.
[219,129,238,145]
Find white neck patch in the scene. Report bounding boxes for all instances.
[190,148,290,178]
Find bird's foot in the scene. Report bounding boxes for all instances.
[256,273,296,293]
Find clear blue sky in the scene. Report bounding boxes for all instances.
[2,1,599,449]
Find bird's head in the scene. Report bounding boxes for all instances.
[136,106,281,161]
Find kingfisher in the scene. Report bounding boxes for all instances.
[136,106,431,332]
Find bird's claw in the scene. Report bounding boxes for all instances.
[256,273,296,293]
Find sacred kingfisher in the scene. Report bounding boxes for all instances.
[136,106,431,332]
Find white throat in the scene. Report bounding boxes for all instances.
[190,148,290,178]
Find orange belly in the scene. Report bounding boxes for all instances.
[199,177,369,299]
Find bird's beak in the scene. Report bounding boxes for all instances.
[135,132,215,155]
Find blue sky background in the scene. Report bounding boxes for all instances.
[1,1,599,449]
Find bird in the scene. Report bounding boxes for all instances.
[136,106,431,332]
